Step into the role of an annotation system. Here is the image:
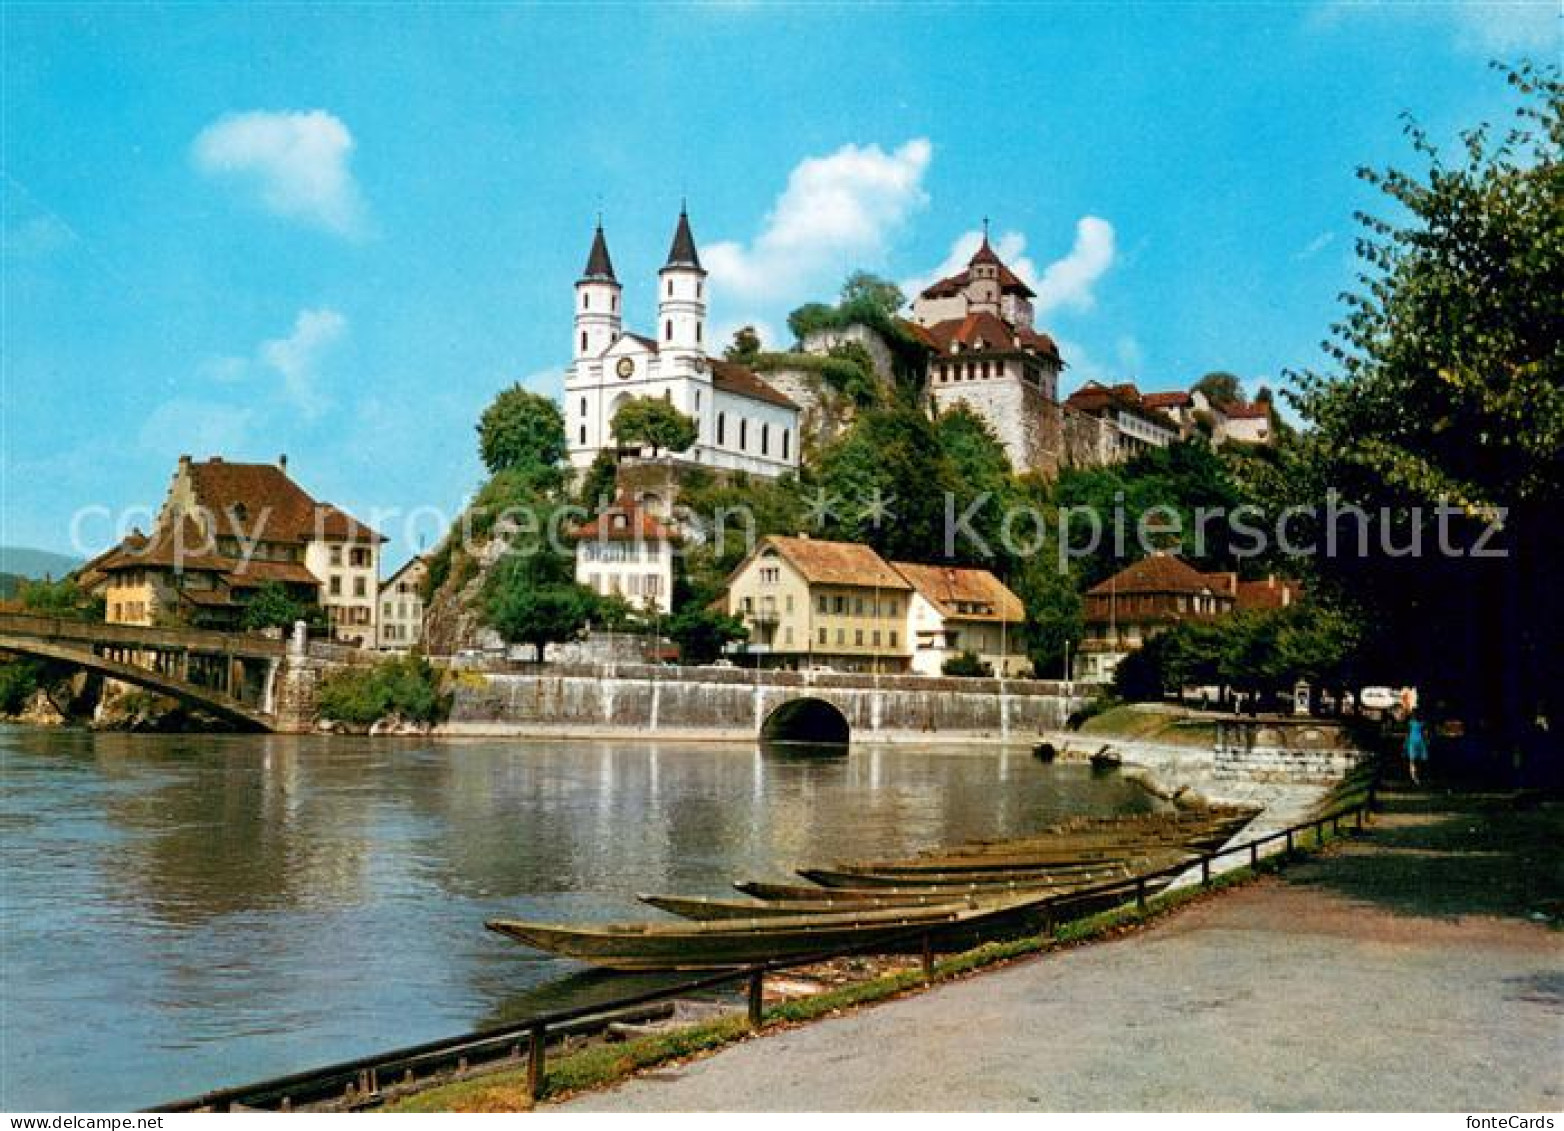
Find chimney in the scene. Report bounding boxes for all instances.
[178,454,192,469]
[278,453,288,471]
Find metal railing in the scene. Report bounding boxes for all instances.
[148,775,1378,1113]
[0,611,285,659]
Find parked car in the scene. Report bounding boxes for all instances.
[706,659,736,669]
[1359,686,1397,711]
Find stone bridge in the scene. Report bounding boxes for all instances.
[442,662,1094,743]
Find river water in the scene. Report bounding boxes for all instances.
[0,725,1161,1111]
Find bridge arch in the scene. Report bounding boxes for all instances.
[760,697,850,746]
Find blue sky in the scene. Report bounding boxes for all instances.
[3,2,1555,566]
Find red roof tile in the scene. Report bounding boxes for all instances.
[755,536,910,590]
[184,459,383,544]
[1087,553,1228,597]
[570,496,678,543]
[1236,575,1304,610]
[709,360,798,409]
[891,562,1024,623]
[923,312,1060,362]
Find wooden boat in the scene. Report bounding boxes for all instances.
[800,850,1188,888]
[489,879,1156,972]
[487,902,972,971]
[733,874,1117,903]
[640,892,977,921]
[837,846,1197,876]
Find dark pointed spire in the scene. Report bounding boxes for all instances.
[969,220,1002,268]
[663,205,703,272]
[580,221,617,284]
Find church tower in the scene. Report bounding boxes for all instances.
[656,207,707,354]
[574,222,622,361]
[967,225,1002,317]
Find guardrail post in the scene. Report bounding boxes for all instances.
[1315,820,1325,847]
[921,934,935,979]
[747,971,764,1028]
[1200,857,1211,887]
[527,1025,546,1100]
[1249,842,1258,869]
[1285,829,1294,856]
[1135,876,1147,912]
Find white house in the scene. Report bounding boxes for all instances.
[570,495,678,615]
[893,561,1030,677]
[379,555,427,651]
[563,212,801,479]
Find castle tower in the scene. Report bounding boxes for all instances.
[967,224,1002,316]
[574,222,622,361]
[656,206,707,354]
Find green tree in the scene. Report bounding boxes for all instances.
[786,301,836,343]
[668,604,748,665]
[19,577,102,621]
[724,325,763,363]
[611,397,699,457]
[482,545,599,662]
[241,582,310,631]
[576,449,620,511]
[1287,63,1563,751]
[316,655,449,725]
[477,384,567,475]
[1194,372,1243,409]
[838,271,906,319]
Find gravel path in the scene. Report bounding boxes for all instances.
[559,792,1564,1112]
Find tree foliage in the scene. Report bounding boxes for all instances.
[477,384,568,475]
[315,655,450,725]
[1194,372,1243,409]
[241,582,312,632]
[481,542,599,662]
[611,396,699,456]
[724,325,763,363]
[1284,63,1563,744]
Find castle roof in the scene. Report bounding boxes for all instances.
[663,207,704,272]
[580,224,617,284]
[968,234,1003,268]
[924,311,1060,362]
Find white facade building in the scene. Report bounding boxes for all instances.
[379,556,427,651]
[570,496,677,616]
[564,212,801,479]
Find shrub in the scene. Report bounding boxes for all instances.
[942,650,993,677]
[315,656,450,726]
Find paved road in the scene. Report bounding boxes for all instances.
[560,793,1564,1111]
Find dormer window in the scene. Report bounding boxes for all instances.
[612,514,629,531]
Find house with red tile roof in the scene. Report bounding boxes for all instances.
[568,494,678,615]
[91,455,384,646]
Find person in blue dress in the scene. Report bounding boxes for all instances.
[1405,712,1430,784]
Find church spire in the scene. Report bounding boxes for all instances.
[663,205,703,272]
[580,221,617,283]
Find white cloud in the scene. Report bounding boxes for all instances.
[192,110,367,236]
[138,399,255,455]
[705,138,932,305]
[1312,0,1556,53]
[259,308,349,419]
[905,217,1117,316]
[1294,230,1337,260]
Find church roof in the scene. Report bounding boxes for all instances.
[663,208,704,272]
[710,360,798,409]
[570,495,677,544]
[580,224,617,283]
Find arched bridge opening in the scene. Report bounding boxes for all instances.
[760,697,850,747]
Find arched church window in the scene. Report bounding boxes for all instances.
[717,413,726,445]
[782,429,790,461]
[665,319,673,342]
[739,419,748,450]
[696,323,702,344]
[581,330,588,352]
[760,423,769,456]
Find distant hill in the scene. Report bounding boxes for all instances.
[0,546,82,580]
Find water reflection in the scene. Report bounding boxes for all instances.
[1,726,1160,1110]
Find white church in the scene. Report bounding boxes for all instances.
[565,210,801,479]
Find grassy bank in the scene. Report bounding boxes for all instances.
[1075,703,1217,748]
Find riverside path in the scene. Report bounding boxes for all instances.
[559,789,1563,1112]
